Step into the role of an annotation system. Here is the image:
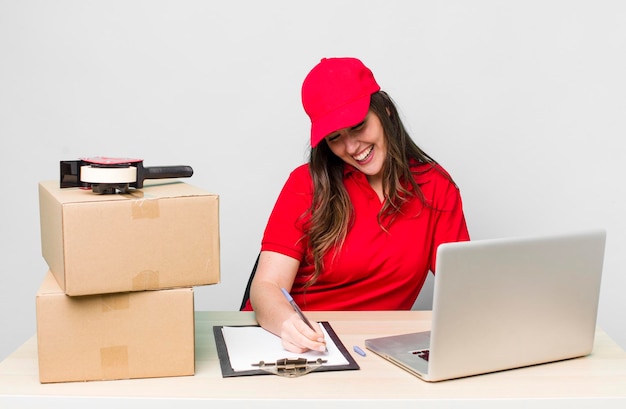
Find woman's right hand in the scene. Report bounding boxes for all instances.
[250,251,327,353]
[279,313,327,353]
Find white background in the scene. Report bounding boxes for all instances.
[1,0,625,361]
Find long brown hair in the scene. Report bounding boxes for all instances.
[303,91,438,287]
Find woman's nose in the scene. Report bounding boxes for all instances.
[344,133,359,154]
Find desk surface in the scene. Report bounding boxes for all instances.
[1,311,626,408]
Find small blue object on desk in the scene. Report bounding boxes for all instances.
[353,345,367,357]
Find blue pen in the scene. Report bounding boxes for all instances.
[280,288,316,331]
[281,288,328,353]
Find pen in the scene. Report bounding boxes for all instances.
[280,288,316,331]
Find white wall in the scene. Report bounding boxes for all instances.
[1,0,625,361]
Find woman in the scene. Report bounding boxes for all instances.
[244,57,469,353]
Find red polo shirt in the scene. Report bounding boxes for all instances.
[248,162,469,311]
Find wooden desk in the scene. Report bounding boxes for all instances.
[1,311,626,408]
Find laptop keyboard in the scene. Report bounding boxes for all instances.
[411,349,430,361]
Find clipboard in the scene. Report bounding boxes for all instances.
[213,321,360,377]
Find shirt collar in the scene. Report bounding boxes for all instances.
[341,161,434,188]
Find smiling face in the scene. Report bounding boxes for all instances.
[324,110,388,185]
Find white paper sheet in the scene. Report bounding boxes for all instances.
[221,324,350,371]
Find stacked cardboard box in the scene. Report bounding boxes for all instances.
[36,180,220,383]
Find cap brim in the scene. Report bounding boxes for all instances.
[310,95,371,148]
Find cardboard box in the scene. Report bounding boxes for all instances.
[39,180,220,296]
[36,271,195,383]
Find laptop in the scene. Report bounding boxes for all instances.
[365,229,606,382]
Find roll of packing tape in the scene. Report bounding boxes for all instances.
[80,166,137,183]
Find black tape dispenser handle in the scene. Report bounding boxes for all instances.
[137,165,194,187]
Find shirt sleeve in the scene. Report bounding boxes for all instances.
[428,170,470,273]
[261,165,313,262]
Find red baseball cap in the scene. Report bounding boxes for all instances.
[301,57,381,147]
